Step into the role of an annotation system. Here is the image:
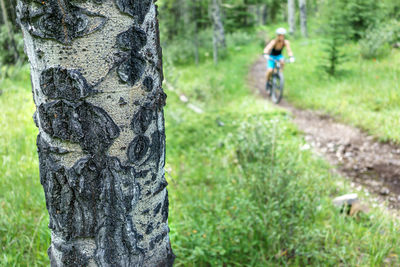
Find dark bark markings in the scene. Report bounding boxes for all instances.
[38,135,144,266]
[115,26,147,86]
[17,0,107,44]
[38,100,120,154]
[115,0,152,24]
[40,67,94,101]
[114,3,174,265]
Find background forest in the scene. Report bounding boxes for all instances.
[1,0,400,266]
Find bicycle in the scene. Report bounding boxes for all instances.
[263,55,293,104]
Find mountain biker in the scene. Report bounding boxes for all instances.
[263,28,295,83]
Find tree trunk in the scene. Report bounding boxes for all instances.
[254,4,267,26]
[192,0,199,65]
[299,0,308,37]
[16,0,175,266]
[288,0,296,35]
[213,29,218,65]
[211,0,226,64]
[255,5,261,25]
[260,4,268,25]
[0,0,18,63]
[194,22,199,65]
[247,5,256,26]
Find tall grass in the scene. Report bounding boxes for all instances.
[0,65,49,265]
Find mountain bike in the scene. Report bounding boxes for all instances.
[264,56,293,104]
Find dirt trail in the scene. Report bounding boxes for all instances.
[249,57,400,209]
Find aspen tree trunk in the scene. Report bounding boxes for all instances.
[192,0,199,65]
[0,0,18,62]
[288,0,296,35]
[194,20,199,65]
[260,4,267,25]
[16,0,174,266]
[211,0,226,64]
[299,0,308,37]
[255,5,261,25]
[247,5,256,26]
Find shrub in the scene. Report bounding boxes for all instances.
[0,26,26,65]
[163,38,195,65]
[163,29,213,65]
[226,31,254,47]
[360,20,400,59]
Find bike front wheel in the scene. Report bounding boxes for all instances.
[271,72,284,104]
[265,80,272,97]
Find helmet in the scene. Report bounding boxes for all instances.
[276,28,287,35]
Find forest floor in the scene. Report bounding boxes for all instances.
[249,56,400,210]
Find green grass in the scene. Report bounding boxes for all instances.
[284,37,400,143]
[0,65,49,265]
[1,38,400,266]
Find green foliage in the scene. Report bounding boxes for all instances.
[342,0,381,40]
[321,0,382,41]
[320,18,347,76]
[360,20,400,59]
[159,0,211,42]
[223,0,286,32]
[163,29,213,65]
[164,29,257,65]
[226,30,253,47]
[0,26,26,66]
[0,0,18,28]
[383,0,400,19]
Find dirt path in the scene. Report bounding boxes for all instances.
[249,57,400,209]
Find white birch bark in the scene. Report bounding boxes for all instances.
[211,0,226,64]
[299,0,308,37]
[288,0,296,35]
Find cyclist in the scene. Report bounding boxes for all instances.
[263,28,295,83]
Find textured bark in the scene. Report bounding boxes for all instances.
[17,0,174,266]
[288,0,296,35]
[210,0,225,64]
[299,0,307,37]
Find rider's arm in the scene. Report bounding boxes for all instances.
[263,40,276,55]
[285,40,294,57]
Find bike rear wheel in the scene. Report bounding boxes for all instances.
[271,72,284,104]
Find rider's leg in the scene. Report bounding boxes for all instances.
[266,56,275,82]
[266,68,273,82]
[279,59,285,72]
